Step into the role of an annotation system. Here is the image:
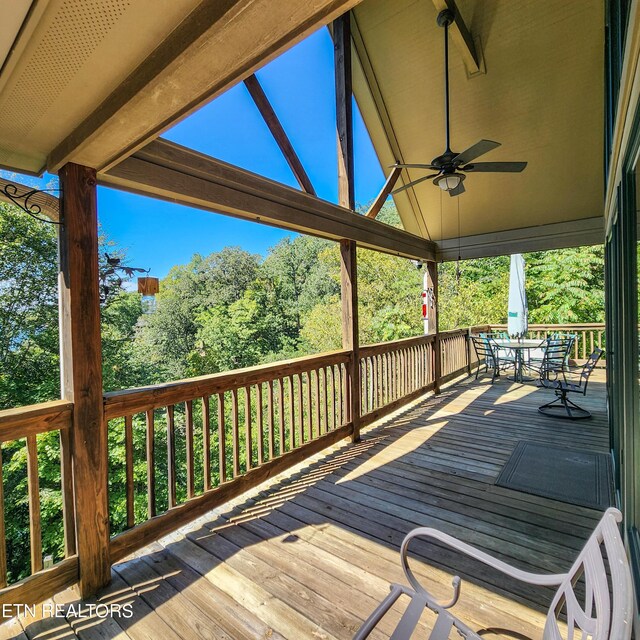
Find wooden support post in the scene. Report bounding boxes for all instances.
[426,261,441,393]
[335,11,360,442]
[58,163,110,598]
[466,327,473,375]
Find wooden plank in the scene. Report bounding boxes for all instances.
[50,0,363,173]
[101,140,436,263]
[231,390,240,478]
[185,400,195,498]
[58,163,110,597]
[267,381,275,460]
[256,383,264,466]
[124,415,135,527]
[365,166,401,219]
[243,74,315,195]
[104,349,350,419]
[0,401,72,442]
[166,406,177,510]
[340,241,360,441]
[59,428,76,556]
[109,423,353,563]
[244,387,253,471]
[26,437,42,576]
[0,558,79,620]
[217,393,226,484]
[431,0,480,73]
[202,395,211,491]
[0,446,6,588]
[146,410,156,518]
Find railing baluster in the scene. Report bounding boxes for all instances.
[322,368,329,434]
[146,410,156,518]
[330,365,337,431]
[125,415,135,526]
[231,389,240,477]
[202,395,211,491]
[267,380,275,459]
[314,369,321,438]
[166,406,177,509]
[297,374,304,444]
[59,428,76,555]
[288,375,296,449]
[185,400,195,498]
[26,435,42,574]
[256,383,264,466]
[244,386,253,471]
[217,393,226,483]
[305,373,312,442]
[278,379,286,453]
[0,444,6,588]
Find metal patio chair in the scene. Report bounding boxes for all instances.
[538,347,603,419]
[527,334,575,375]
[470,336,512,383]
[354,507,632,640]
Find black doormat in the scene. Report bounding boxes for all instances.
[495,441,613,510]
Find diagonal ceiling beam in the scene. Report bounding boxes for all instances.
[243,74,316,196]
[431,0,480,74]
[365,166,401,219]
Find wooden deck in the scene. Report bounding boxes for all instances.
[3,371,609,640]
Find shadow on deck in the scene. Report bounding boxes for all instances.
[5,371,609,640]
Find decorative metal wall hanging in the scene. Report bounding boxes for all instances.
[0,182,61,224]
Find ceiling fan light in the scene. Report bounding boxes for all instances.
[436,174,462,192]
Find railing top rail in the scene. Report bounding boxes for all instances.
[104,349,351,419]
[490,323,605,329]
[359,334,434,358]
[0,400,72,441]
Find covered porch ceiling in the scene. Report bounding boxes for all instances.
[0,0,605,259]
[352,0,605,251]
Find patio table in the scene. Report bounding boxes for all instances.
[492,339,545,383]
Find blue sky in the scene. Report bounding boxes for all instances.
[21,27,384,279]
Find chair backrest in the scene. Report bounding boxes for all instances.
[543,508,633,640]
[540,338,573,381]
[577,348,604,394]
[471,336,495,361]
[548,333,577,364]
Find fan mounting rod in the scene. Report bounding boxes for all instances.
[437,9,454,154]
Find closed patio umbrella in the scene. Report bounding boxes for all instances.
[508,253,528,339]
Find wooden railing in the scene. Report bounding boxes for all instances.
[359,335,435,427]
[490,323,606,364]
[0,322,606,613]
[103,349,353,562]
[0,401,78,616]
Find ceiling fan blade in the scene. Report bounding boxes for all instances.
[448,181,466,197]
[391,163,440,170]
[463,161,527,173]
[391,174,439,194]
[452,140,501,165]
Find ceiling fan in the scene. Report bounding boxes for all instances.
[392,9,527,198]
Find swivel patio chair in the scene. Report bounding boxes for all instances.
[354,507,632,640]
[538,347,603,419]
[470,336,512,383]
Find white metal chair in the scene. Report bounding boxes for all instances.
[354,507,633,640]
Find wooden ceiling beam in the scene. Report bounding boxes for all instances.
[431,0,480,74]
[365,166,401,219]
[100,138,435,262]
[243,74,316,196]
[47,0,363,174]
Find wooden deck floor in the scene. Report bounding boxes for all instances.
[3,371,610,640]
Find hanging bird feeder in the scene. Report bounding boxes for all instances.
[138,276,160,314]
